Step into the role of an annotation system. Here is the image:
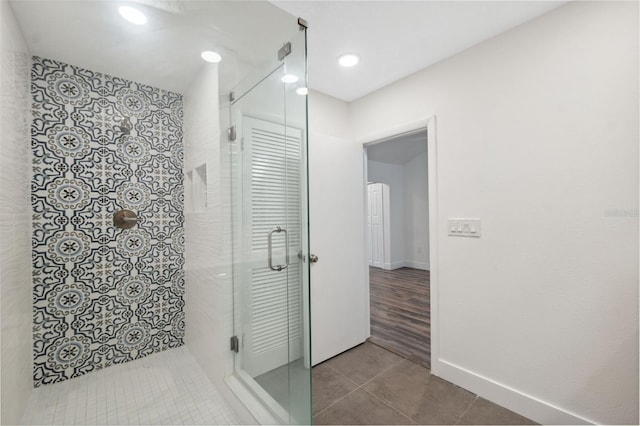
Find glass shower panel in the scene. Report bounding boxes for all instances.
[281,26,311,426]
[229,24,310,425]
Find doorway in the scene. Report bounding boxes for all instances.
[364,129,431,368]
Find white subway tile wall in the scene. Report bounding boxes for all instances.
[0,1,35,423]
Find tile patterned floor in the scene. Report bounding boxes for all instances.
[21,346,238,425]
[19,340,537,425]
[313,342,537,425]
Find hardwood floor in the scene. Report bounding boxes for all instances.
[368,266,430,368]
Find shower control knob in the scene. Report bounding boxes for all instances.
[310,254,319,263]
[113,209,138,229]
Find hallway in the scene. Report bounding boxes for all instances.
[369,267,431,367]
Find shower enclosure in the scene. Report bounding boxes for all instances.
[228,24,311,424]
[0,1,311,424]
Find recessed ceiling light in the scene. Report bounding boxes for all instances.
[281,74,299,84]
[338,53,359,67]
[201,51,222,63]
[118,6,147,25]
[296,87,308,96]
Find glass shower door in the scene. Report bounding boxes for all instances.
[229,26,310,424]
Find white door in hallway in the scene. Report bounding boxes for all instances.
[367,182,388,269]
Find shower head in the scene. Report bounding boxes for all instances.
[117,117,133,135]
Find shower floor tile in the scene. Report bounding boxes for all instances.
[21,347,239,425]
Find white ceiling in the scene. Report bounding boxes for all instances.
[273,1,566,101]
[10,0,566,101]
[367,131,427,165]
[10,0,298,94]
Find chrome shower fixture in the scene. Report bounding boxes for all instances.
[117,116,133,135]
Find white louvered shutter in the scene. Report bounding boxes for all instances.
[241,117,303,377]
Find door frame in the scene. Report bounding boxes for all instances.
[360,115,439,372]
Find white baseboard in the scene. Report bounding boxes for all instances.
[432,359,595,425]
[404,260,430,270]
[380,261,430,270]
[384,261,406,270]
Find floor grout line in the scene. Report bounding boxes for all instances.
[453,395,478,425]
[359,385,419,425]
[312,360,380,419]
[313,347,409,421]
[312,385,361,419]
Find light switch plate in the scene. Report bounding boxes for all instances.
[448,218,481,237]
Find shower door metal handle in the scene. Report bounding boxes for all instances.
[268,226,289,272]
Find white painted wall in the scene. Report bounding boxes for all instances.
[0,0,33,423]
[403,152,429,270]
[367,152,429,270]
[308,90,369,364]
[367,160,405,268]
[347,2,638,424]
[182,62,254,424]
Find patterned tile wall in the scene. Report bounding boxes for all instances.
[30,56,185,386]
